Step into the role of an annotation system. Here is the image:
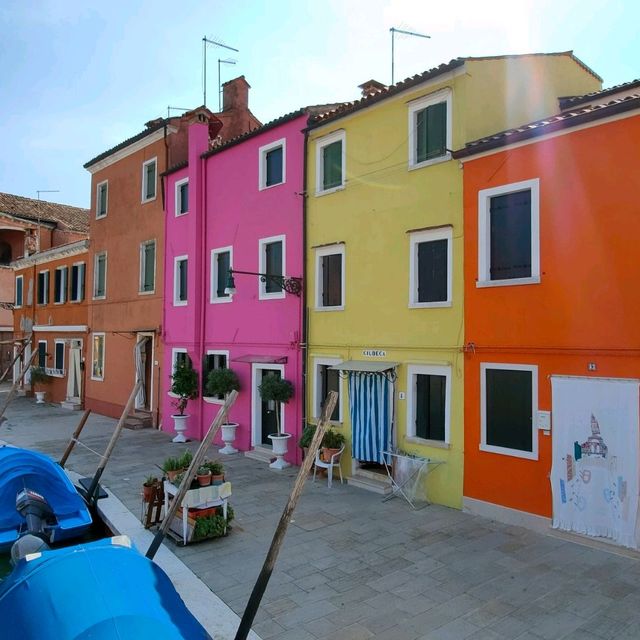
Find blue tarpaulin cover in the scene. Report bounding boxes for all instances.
[0,536,211,639]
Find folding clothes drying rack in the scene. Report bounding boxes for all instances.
[382,448,444,510]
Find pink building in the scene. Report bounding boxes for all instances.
[162,109,314,465]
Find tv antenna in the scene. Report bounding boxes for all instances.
[202,36,239,108]
[218,59,237,111]
[390,27,430,85]
[166,106,191,118]
[35,189,59,253]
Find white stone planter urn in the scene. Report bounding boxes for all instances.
[35,391,46,404]
[219,422,239,454]
[268,433,291,470]
[172,414,189,443]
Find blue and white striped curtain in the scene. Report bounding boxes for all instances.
[349,372,391,464]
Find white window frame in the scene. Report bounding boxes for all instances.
[54,266,67,305]
[259,138,286,190]
[409,227,453,308]
[37,270,49,305]
[313,357,343,424]
[203,349,231,404]
[175,177,189,216]
[258,235,286,300]
[141,157,157,203]
[477,178,540,288]
[96,180,108,218]
[15,275,23,308]
[52,339,65,376]
[480,362,538,460]
[406,364,452,446]
[408,88,452,170]
[37,340,47,368]
[70,262,85,303]
[315,244,345,311]
[93,252,107,300]
[173,255,188,306]
[171,348,188,375]
[210,246,233,304]
[91,333,105,381]
[139,240,156,295]
[315,130,346,196]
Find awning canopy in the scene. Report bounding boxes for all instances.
[231,354,288,364]
[329,360,399,373]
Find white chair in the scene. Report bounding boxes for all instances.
[313,445,345,488]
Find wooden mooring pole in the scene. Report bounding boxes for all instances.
[59,409,92,468]
[0,348,39,423]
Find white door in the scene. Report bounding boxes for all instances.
[66,340,82,403]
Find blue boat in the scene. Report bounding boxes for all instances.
[0,535,211,639]
[0,446,92,551]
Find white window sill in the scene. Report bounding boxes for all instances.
[167,391,179,398]
[93,296,106,301]
[479,443,538,460]
[14,305,22,309]
[314,305,344,312]
[91,376,104,382]
[141,196,157,204]
[409,153,451,172]
[175,211,188,217]
[203,396,224,405]
[259,181,285,191]
[210,296,233,304]
[173,300,188,307]
[139,290,156,296]
[476,276,540,288]
[259,292,286,301]
[405,436,450,450]
[408,301,452,309]
[54,302,66,306]
[315,184,345,197]
[96,213,107,220]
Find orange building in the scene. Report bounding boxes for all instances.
[458,87,640,534]
[82,78,260,427]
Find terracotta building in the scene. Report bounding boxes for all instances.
[82,78,260,427]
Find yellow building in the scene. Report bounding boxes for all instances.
[305,52,600,508]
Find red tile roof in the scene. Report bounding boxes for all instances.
[559,78,640,110]
[0,192,89,233]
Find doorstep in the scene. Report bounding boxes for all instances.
[244,446,273,464]
[347,469,392,495]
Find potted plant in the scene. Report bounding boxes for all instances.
[170,361,198,443]
[205,368,240,454]
[30,366,51,404]
[143,475,159,502]
[298,424,317,461]
[162,456,182,482]
[258,374,294,470]
[322,429,346,462]
[203,460,225,485]
[196,465,212,487]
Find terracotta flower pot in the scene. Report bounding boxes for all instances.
[143,483,155,503]
[322,447,340,462]
[197,472,212,487]
[211,474,225,486]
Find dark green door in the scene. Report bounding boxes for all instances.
[261,370,281,445]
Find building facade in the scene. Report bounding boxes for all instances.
[305,53,601,508]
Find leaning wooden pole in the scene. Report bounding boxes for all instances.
[146,389,239,560]
[234,391,338,640]
[59,409,92,468]
[0,348,39,422]
[0,333,31,385]
[85,381,142,505]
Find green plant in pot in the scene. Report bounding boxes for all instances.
[321,429,346,462]
[162,456,182,482]
[30,366,52,404]
[298,424,317,461]
[143,475,159,502]
[196,465,212,487]
[203,460,225,485]
[205,368,240,454]
[258,374,294,470]
[170,361,198,443]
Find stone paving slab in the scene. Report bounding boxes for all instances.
[2,395,640,639]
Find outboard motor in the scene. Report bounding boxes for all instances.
[10,534,50,564]
[16,489,55,542]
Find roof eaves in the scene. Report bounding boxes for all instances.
[559,78,640,110]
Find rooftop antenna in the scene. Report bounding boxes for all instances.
[35,189,59,253]
[218,58,237,111]
[390,27,430,85]
[166,106,191,118]
[202,36,239,108]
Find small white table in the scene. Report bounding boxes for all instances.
[163,480,232,545]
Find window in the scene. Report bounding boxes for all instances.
[409,227,452,307]
[175,178,189,216]
[210,247,232,303]
[54,266,67,304]
[314,358,342,422]
[407,365,451,444]
[70,263,85,302]
[15,275,23,307]
[172,348,189,374]
[481,363,538,460]
[203,351,229,400]
[93,252,107,299]
[259,138,286,189]
[316,130,345,194]
[478,179,540,287]
[91,333,105,380]
[142,157,157,202]
[37,341,47,368]
[174,256,188,305]
[315,245,344,309]
[37,271,49,305]
[259,236,285,299]
[140,240,156,293]
[54,340,65,374]
[96,180,108,218]
[408,89,451,168]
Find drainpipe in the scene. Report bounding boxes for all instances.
[300,119,310,443]
[197,141,207,439]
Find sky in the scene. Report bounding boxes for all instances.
[1,0,638,209]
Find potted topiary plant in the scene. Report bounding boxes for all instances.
[258,374,294,470]
[170,360,198,443]
[322,429,346,462]
[205,368,240,454]
[30,366,52,404]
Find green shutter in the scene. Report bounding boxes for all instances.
[416,101,447,163]
[217,252,230,297]
[265,241,283,293]
[322,140,342,190]
[143,243,155,291]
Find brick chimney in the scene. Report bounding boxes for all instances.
[358,79,387,97]
[222,76,250,112]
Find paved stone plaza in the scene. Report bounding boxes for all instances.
[2,396,640,639]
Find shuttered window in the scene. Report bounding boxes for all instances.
[70,263,85,302]
[415,374,446,441]
[15,276,23,307]
[416,101,447,163]
[37,341,47,368]
[140,241,156,293]
[54,341,64,371]
[143,159,157,201]
[485,368,533,453]
[216,251,230,298]
[321,253,342,307]
[322,140,342,190]
[417,239,447,303]
[320,365,340,422]
[489,190,532,281]
[94,253,106,298]
[265,241,283,293]
[37,271,49,305]
[97,182,108,218]
[175,258,188,303]
[54,267,67,304]
[265,146,283,187]
[178,182,188,214]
